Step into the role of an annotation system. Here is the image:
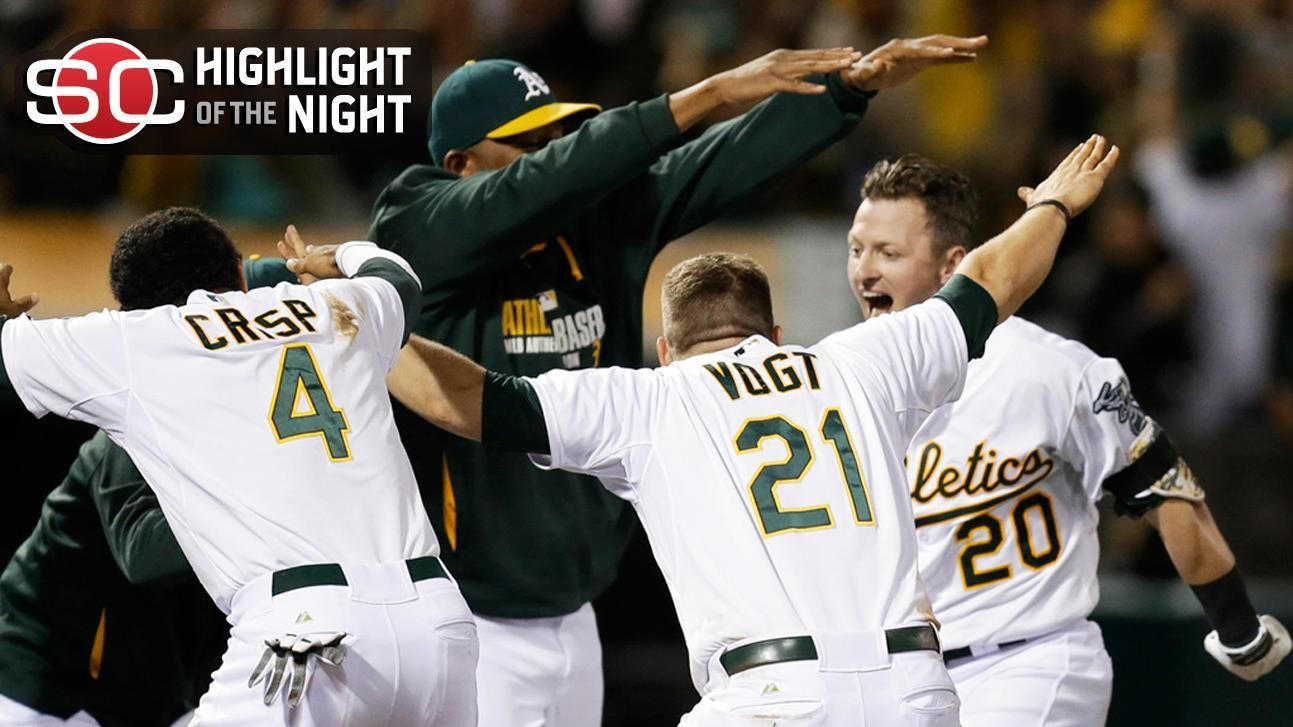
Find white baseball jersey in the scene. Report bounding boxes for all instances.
[526,298,968,690]
[907,316,1152,651]
[1,278,438,612]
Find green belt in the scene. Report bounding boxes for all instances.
[719,625,941,676]
[271,556,448,596]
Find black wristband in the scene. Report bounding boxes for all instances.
[1191,567,1261,647]
[1026,198,1072,225]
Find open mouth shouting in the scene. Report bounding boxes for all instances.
[861,291,894,317]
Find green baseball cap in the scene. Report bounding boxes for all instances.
[428,59,601,166]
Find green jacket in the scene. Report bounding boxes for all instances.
[370,73,873,617]
[0,432,226,726]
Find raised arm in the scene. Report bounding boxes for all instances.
[369,50,865,290]
[956,135,1120,322]
[623,36,989,248]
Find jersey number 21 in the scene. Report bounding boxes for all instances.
[734,409,874,536]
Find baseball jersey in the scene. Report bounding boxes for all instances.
[907,317,1152,650]
[0,275,437,612]
[527,298,968,690]
[371,74,876,618]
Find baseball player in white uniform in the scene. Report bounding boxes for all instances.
[0,210,478,726]
[361,135,1122,725]
[845,154,1291,725]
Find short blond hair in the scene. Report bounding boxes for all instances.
[662,253,775,355]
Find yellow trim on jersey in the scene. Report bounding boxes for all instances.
[819,407,876,527]
[732,415,835,539]
[291,378,318,417]
[267,343,354,463]
[554,236,585,281]
[443,455,458,551]
[955,512,1012,591]
[1014,491,1063,572]
[88,608,106,680]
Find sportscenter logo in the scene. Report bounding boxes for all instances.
[15,30,426,154]
[26,37,183,145]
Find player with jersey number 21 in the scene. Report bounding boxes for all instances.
[249,135,1124,725]
[0,212,476,726]
[845,153,1290,725]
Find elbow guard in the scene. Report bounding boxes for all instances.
[1103,422,1205,518]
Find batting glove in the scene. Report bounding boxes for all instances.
[248,631,348,707]
[1204,614,1290,682]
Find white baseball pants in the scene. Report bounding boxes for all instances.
[681,631,960,726]
[946,619,1113,727]
[191,559,479,726]
[474,601,603,727]
[0,695,100,726]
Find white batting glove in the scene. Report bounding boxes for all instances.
[1204,614,1290,682]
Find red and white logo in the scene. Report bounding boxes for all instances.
[26,37,184,144]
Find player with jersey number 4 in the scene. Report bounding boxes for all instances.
[0,211,477,726]
[262,134,1126,725]
[844,152,1290,726]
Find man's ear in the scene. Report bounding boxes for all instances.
[237,260,249,292]
[771,325,783,345]
[657,336,672,366]
[939,246,967,284]
[443,150,470,177]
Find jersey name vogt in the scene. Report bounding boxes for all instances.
[527,299,968,689]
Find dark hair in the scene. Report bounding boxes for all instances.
[110,207,242,310]
[662,253,774,355]
[861,154,979,253]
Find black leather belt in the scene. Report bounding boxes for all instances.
[271,556,448,596]
[942,637,1029,665]
[720,625,941,676]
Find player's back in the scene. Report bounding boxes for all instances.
[652,337,929,646]
[907,316,1128,649]
[532,296,968,683]
[4,278,436,611]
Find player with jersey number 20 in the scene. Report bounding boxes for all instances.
[318,134,1127,726]
[845,153,1290,726]
[0,210,477,726]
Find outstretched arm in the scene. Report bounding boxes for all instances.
[387,336,486,442]
[956,135,1120,322]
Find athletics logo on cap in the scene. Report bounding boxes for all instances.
[513,67,550,101]
[25,37,184,145]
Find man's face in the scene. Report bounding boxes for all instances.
[452,121,566,177]
[847,197,960,319]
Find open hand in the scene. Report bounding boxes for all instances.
[706,48,863,105]
[1018,134,1121,217]
[277,225,342,283]
[844,35,987,92]
[0,262,38,317]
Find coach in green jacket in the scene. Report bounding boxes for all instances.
[371,35,987,725]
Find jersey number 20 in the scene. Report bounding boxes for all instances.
[734,410,874,536]
[269,344,352,461]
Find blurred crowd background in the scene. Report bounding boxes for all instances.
[2,0,1293,724]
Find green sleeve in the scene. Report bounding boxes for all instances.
[481,371,551,454]
[354,257,420,344]
[91,438,192,587]
[369,96,682,292]
[617,72,873,248]
[933,274,998,359]
[243,257,298,288]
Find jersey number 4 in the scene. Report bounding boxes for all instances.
[734,410,874,536]
[269,344,353,462]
